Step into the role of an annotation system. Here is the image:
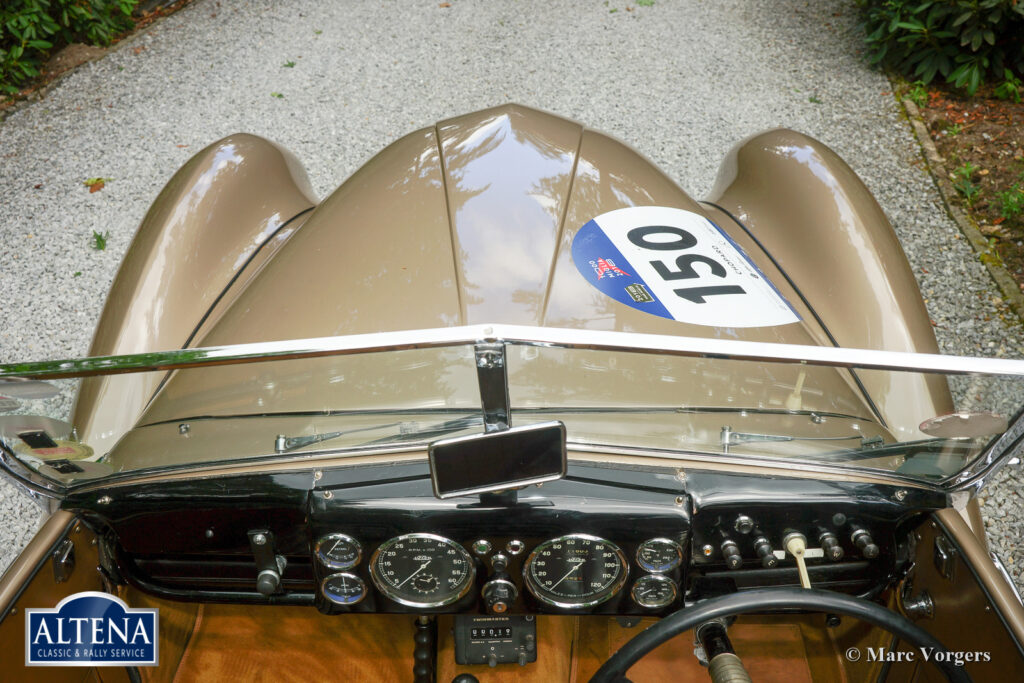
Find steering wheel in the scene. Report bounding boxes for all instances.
[589,587,971,683]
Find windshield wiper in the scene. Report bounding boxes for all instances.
[273,414,483,453]
[720,425,882,454]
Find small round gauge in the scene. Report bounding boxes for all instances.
[523,534,628,609]
[370,533,475,608]
[631,574,678,609]
[322,572,367,606]
[636,538,683,573]
[315,533,363,570]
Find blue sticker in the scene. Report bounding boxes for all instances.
[571,219,674,319]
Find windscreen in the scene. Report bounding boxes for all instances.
[1,335,1021,491]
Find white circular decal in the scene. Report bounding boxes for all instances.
[571,207,801,328]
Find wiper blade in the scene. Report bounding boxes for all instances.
[273,414,483,453]
[720,425,876,453]
[360,415,484,446]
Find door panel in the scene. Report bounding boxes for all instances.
[890,508,1024,681]
[0,511,123,682]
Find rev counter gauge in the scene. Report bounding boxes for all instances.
[636,538,683,573]
[523,534,628,609]
[315,533,363,570]
[322,572,367,606]
[370,533,475,608]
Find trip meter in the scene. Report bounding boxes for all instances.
[370,533,475,608]
[523,534,628,608]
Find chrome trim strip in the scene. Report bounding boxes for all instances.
[4,324,1024,379]
[990,551,1024,608]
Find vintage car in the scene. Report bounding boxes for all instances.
[1,104,1022,682]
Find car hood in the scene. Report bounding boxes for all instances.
[189,104,826,346]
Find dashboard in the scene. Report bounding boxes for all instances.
[65,460,948,617]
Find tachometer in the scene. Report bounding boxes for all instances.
[523,534,628,608]
[369,533,475,608]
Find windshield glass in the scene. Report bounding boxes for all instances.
[1,330,1022,491]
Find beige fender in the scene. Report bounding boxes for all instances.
[72,134,317,455]
[705,129,952,441]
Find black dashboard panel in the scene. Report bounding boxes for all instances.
[308,468,690,615]
[62,460,949,614]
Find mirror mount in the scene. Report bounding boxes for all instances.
[475,342,511,434]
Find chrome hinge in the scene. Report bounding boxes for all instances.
[52,539,75,583]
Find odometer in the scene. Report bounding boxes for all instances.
[369,533,475,608]
[523,534,628,608]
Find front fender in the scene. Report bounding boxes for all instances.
[72,134,316,453]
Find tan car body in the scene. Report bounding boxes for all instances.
[4,105,1021,682]
[74,104,948,458]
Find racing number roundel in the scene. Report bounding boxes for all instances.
[571,207,800,328]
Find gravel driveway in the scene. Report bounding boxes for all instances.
[1,0,1021,590]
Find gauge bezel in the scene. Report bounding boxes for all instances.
[369,532,476,608]
[523,533,629,609]
[321,572,368,606]
[635,537,683,573]
[631,573,678,609]
[315,532,363,570]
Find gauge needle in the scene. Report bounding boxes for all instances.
[549,560,585,590]
[397,561,431,588]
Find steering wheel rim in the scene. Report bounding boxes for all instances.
[589,587,972,683]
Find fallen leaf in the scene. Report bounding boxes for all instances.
[439,1,450,6]
[84,178,106,193]
[33,183,42,189]
[133,46,146,55]
[176,144,188,148]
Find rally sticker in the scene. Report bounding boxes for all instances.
[571,207,800,328]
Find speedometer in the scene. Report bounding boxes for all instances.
[369,533,475,608]
[523,534,628,608]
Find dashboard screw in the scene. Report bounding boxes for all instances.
[675,496,685,506]
[323,490,333,499]
[178,423,190,435]
[253,533,267,546]
[894,489,907,501]
[313,470,323,481]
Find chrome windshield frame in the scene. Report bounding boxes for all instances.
[3,323,1023,493]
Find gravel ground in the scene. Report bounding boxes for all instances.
[1,0,1021,590]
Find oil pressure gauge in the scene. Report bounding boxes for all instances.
[322,572,367,606]
[636,538,683,573]
[631,574,678,609]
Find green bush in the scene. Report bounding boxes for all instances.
[857,0,1024,95]
[1,0,138,95]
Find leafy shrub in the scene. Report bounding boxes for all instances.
[994,68,1023,102]
[1,0,138,94]
[857,0,1024,95]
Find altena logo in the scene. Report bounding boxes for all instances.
[25,591,158,666]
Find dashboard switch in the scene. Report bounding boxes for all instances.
[753,537,778,568]
[721,540,742,570]
[851,529,880,559]
[483,578,518,614]
[819,531,845,561]
[734,515,755,535]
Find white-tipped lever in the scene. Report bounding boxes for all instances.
[784,532,812,589]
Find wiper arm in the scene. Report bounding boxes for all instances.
[274,422,404,453]
[360,415,484,446]
[274,414,483,453]
[720,425,880,454]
